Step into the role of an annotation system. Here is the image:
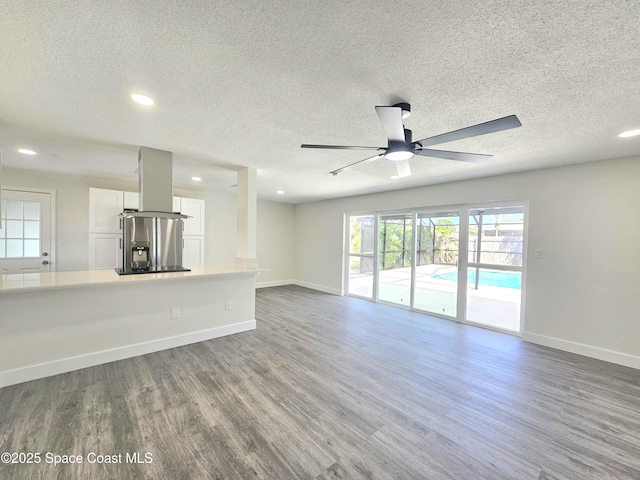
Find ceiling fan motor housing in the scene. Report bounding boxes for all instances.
[385,129,415,161]
[393,102,411,119]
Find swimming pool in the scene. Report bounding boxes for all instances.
[432,270,522,289]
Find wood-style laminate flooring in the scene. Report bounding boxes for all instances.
[1,285,640,479]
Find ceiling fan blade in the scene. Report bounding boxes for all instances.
[415,148,493,163]
[415,115,522,148]
[395,159,412,178]
[330,154,384,176]
[375,106,406,143]
[301,144,383,150]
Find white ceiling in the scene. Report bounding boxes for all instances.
[1,1,639,204]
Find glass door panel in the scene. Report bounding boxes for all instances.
[466,206,525,332]
[413,211,460,317]
[0,190,52,274]
[347,215,375,299]
[378,213,412,306]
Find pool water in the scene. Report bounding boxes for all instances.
[433,270,522,289]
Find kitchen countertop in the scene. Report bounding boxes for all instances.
[0,264,263,293]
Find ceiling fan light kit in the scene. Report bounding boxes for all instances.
[385,150,414,161]
[301,103,522,179]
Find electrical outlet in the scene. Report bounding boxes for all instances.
[171,308,180,319]
[59,237,66,245]
[534,249,543,259]
[225,300,231,311]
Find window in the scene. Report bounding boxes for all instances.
[0,199,41,258]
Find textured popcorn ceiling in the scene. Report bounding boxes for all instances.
[1,0,639,203]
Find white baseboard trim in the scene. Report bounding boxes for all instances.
[256,279,295,289]
[0,320,257,388]
[522,332,640,370]
[293,280,343,296]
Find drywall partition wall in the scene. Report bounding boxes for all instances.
[293,156,640,369]
[256,199,296,287]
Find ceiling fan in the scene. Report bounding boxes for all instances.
[301,103,521,178]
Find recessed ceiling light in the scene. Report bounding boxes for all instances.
[276,190,284,195]
[130,93,154,106]
[390,175,399,180]
[18,148,37,155]
[192,176,202,181]
[619,129,640,138]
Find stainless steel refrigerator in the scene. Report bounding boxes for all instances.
[117,212,190,274]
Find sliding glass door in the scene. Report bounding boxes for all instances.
[346,214,375,299]
[375,210,461,316]
[413,211,460,318]
[345,203,526,334]
[378,213,413,306]
[465,206,525,332]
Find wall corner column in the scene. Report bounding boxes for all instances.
[236,167,257,268]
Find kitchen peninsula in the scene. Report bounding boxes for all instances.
[0,264,260,387]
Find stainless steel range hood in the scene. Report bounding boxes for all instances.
[138,146,174,213]
[115,147,190,275]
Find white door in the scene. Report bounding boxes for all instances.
[0,189,52,274]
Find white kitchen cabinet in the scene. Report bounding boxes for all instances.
[89,189,205,269]
[180,197,205,236]
[89,188,124,233]
[89,233,122,270]
[123,191,139,210]
[183,236,205,266]
[180,197,205,266]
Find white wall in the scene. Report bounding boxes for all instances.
[293,156,640,368]
[256,199,296,286]
[173,186,238,265]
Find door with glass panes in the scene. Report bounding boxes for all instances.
[0,189,52,274]
[466,206,524,332]
[347,214,375,299]
[346,204,526,334]
[413,211,461,318]
[377,213,413,306]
